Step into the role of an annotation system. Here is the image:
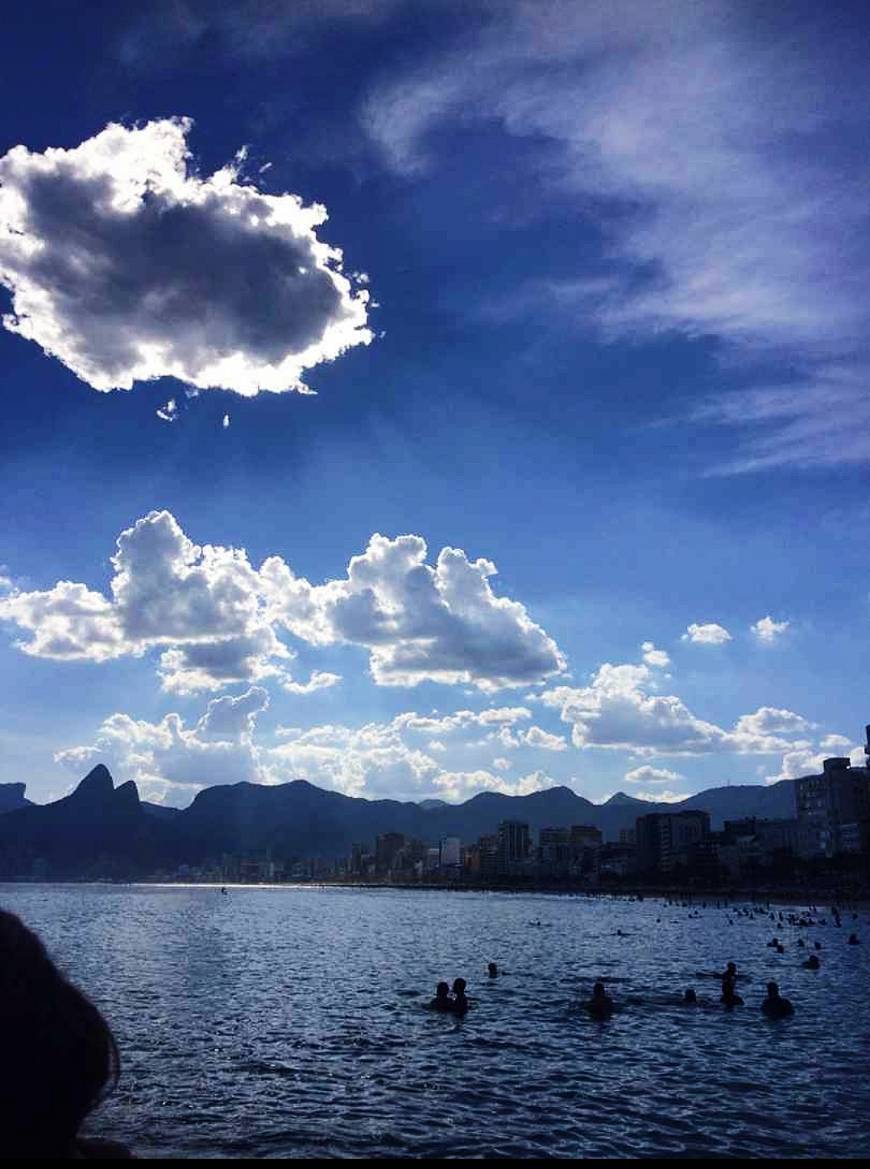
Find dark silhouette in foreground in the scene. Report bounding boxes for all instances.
[761,982,794,1019]
[0,908,131,1159]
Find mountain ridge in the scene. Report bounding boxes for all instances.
[0,766,799,879]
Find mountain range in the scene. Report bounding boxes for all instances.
[0,766,799,880]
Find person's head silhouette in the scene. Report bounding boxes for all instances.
[0,908,122,1158]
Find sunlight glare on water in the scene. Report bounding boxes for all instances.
[3,884,869,1159]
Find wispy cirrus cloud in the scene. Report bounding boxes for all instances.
[364,0,870,470]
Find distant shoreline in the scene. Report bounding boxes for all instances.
[5,877,870,909]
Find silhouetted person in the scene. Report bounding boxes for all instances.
[429,981,452,1011]
[767,936,780,947]
[761,981,794,1018]
[720,966,743,1006]
[802,954,820,969]
[0,908,131,1159]
[586,981,614,1019]
[682,988,698,1005]
[848,933,861,945]
[450,977,469,1015]
[487,962,498,978]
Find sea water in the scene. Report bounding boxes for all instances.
[3,883,869,1159]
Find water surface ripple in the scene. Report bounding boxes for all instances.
[3,884,868,1159]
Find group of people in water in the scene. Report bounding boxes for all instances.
[4,893,865,1157]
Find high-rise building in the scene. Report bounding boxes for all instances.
[795,755,870,857]
[439,836,461,868]
[375,832,406,874]
[497,820,530,871]
[635,810,710,874]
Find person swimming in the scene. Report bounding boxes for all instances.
[586,980,614,1019]
[761,981,794,1018]
[767,936,780,947]
[682,988,698,1005]
[487,962,499,978]
[429,981,452,1011]
[802,954,820,969]
[720,965,743,1006]
[450,977,469,1015]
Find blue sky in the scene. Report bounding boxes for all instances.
[1,0,869,806]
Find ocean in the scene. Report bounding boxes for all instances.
[3,883,868,1158]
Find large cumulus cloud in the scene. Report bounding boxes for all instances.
[262,532,566,689]
[0,118,372,394]
[0,510,565,693]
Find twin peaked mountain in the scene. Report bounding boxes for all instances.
[0,766,798,880]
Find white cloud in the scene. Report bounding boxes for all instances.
[0,119,371,396]
[492,757,512,772]
[641,641,670,667]
[624,764,683,785]
[156,398,178,423]
[282,670,342,695]
[751,615,790,643]
[433,767,556,803]
[633,789,686,804]
[541,660,811,756]
[0,511,563,693]
[364,1,870,469]
[820,734,853,751]
[55,685,270,798]
[523,725,568,751]
[262,532,565,689]
[682,622,732,645]
[58,693,569,805]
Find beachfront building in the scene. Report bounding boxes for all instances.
[795,755,870,858]
[439,836,461,869]
[497,820,531,874]
[635,810,711,876]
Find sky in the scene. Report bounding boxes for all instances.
[1,0,869,808]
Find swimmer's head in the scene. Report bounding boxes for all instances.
[593,981,605,996]
[436,981,449,998]
[452,978,467,995]
[487,963,498,977]
[684,988,697,1003]
[767,981,779,997]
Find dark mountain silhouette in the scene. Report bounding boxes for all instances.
[0,765,801,877]
[0,783,31,813]
[0,765,176,880]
